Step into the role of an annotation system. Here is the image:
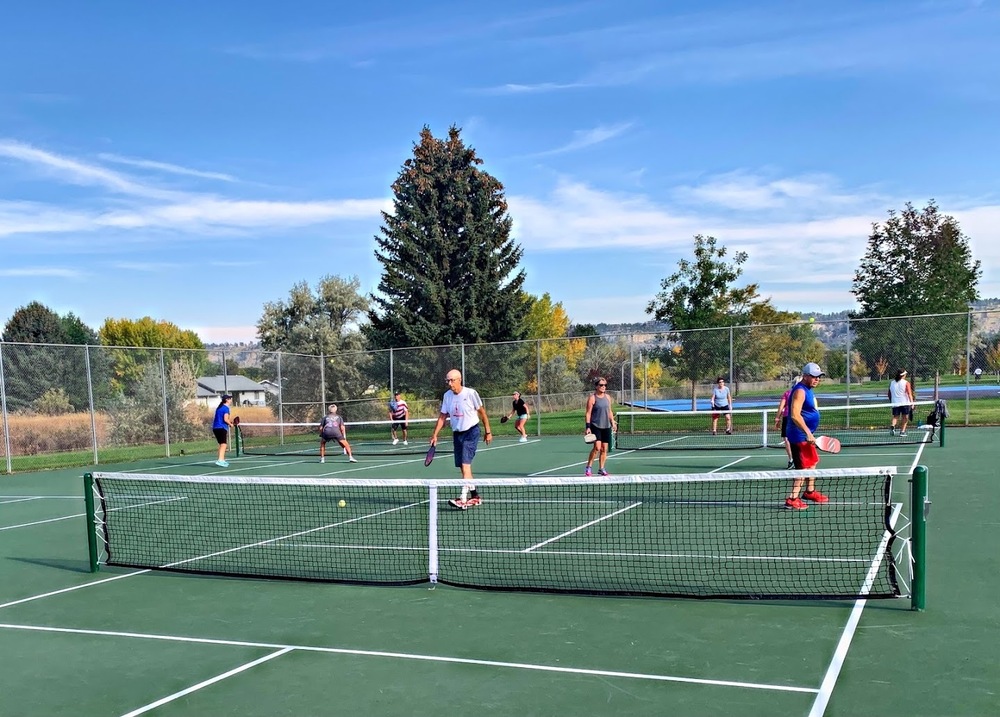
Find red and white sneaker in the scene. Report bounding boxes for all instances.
[802,490,829,504]
[466,496,482,507]
[448,498,469,510]
[784,497,808,510]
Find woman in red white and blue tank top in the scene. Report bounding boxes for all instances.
[784,363,829,510]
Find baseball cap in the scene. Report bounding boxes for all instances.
[221,394,233,400]
[393,390,401,395]
[802,362,825,377]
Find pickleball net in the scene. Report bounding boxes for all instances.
[615,400,940,451]
[85,466,926,603]
[235,418,445,457]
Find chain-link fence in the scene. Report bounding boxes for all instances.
[2,309,998,472]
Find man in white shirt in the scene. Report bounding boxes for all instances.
[430,369,492,510]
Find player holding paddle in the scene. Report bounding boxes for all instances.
[584,377,617,477]
[502,391,530,443]
[784,362,830,510]
[388,390,409,446]
[430,369,492,510]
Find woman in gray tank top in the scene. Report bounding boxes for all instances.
[584,377,617,477]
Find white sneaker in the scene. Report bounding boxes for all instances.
[348,457,358,463]
[519,436,528,443]
[320,457,325,463]
[392,438,399,445]
[343,448,347,455]
[403,440,408,446]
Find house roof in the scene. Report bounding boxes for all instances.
[196,375,267,395]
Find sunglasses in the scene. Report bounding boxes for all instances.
[597,383,607,387]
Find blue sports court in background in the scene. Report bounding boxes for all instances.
[627,383,1000,411]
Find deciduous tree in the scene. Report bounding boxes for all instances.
[851,201,980,380]
[646,235,762,407]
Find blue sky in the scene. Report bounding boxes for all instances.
[2,0,999,343]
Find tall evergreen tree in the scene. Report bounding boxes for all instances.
[2,302,71,412]
[366,125,527,350]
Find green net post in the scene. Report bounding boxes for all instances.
[84,473,99,573]
[910,465,929,611]
[235,425,243,457]
[938,415,945,447]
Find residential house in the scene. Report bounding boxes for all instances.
[196,375,269,408]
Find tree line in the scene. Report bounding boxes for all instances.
[2,125,988,415]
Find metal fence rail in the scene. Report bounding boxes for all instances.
[2,309,998,472]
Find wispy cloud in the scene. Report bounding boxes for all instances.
[530,122,634,157]
[111,261,181,272]
[0,140,180,200]
[0,141,388,240]
[0,266,84,278]
[481,3,998,93]
[674,171,882,213]
[479,81,588,95]
[97,153,239,182]
[511,174,1000,302]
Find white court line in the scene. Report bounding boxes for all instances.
[119,647,293,717]
[0,496,184,533]
[527,446,640,477]
[0,497,43,505]
[708,456,753,472]
[808,439,924,717]
[0,495,82,500]
[0,571,150,610]
[522,502,643,552]
[0,622,819,695]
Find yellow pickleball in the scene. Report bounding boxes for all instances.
[338,500,347,508]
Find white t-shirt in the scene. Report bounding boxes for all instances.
[889,379,912,406]
[440,386,484,432]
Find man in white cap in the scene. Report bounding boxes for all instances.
[784,362,829,510]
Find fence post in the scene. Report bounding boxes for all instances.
[965,309,972,426]
[389,347,394,394]
[159,348,170,457]
[320,351,327,412]
[845,317,852,405]
[729,325,734,386]
[0,343,11,474]
[85,345,99,465]
[629,335,635,408]
[536,339,542,437]
[910,465,929,611]
[277,352,284,439]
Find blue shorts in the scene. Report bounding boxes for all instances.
[892,406,913,418]
[516,414,528,421]
[452,425,481,467]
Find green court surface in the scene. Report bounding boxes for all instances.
[0,429,996,716]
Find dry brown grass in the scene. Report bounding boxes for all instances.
[0,405,277,456]
[3,412,108,456]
